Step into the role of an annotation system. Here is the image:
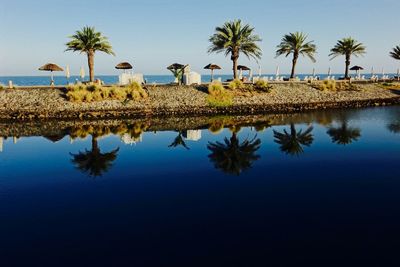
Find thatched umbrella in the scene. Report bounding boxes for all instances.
[167,63,185,84]
[350,65,364,78]
[115,62,133,73]
[204,63,221,82]
[237,65,250,79]
[38,63,64,85]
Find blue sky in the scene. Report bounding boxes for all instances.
[0,0,399,76]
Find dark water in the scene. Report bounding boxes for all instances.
[1,107,400,266]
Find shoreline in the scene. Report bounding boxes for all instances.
[0,83,399,121]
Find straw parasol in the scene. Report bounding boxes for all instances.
[350,65,364,78]
[38,63,64,85]
[204,63,221,82]
[167,63,185,70]
[167,63,185,84]
[115,62,133,70]
[237,65,250,79]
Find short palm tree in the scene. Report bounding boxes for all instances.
[390,45,400,60]
[70,136,119,178]
[329,37,366,79]
[65,26,115,82]
[208,20,262,79]
[207,132,261,175]
[276,32,317,79]
[327,121,361,145]
[273,123,314,156]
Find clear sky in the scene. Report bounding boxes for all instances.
[0,0,399,76]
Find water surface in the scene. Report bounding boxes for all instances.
[1,107,400,266]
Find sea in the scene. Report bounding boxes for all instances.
[0,73,389,86]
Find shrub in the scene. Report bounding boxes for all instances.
[254,80,272,92]
[66,90,88,102]
[315,80,336,91]
[0,84,3,90]
[126,81,148,100]
[84,92,93,102]
[228,79,244,90]
[207,82,233,107]
[65,83,148,102]
[208,81,225,95]
[92,90,103,101]
[110,87,127,100]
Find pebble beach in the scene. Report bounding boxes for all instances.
[0,82,399,121]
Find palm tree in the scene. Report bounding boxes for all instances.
[168,131,189,150]
[65,26,115,82]
[207,132,261,175]
[273,123,314,156]
[329,37,366,79]
[70,136,119,178]
[275,32,317,79]
[208,20,262,79]
[327,121,361,145]
[390,45,400,60]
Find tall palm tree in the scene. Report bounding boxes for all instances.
[65,26,115,82]
[329,37,366,79]
[390,45,400,60]
[207,132,261,175]
[70,136,119,178]
[208,20,262,79]
[273,123,314,156]
[327,121,361,145]
[276,32,317,79]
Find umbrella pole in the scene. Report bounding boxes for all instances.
[211,69,214,82]
[51,71,54,86]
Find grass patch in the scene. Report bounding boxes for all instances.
[254,80,273,92]
[312,80,360,92]
[66,82,148,103]
[207,81,233,107]
[228,79,244,90]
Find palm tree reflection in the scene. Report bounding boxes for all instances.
[70,135,119,178]
[207,132,261,175]
[387,123,400,134]
[273,123,314,155]
[327,120,361,145]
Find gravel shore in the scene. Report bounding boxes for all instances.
[0,83,399,121]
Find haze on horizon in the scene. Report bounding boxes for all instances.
[0,0,399,76]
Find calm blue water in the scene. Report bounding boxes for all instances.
[1,106,400,266]
[1,73,392,86]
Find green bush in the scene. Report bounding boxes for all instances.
[208,81,225,95]
[228,79,244,90]
[254,80,272,92]
[65,83,148,102]
[315,80,336,91]
[0,84,3,90]
[207,81,233,107]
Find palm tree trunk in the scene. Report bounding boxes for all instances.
[87,51,95,82]
[345,55,350,79]
[92,136,99,154]
[290,54,298,79]
[231,52,239,80]
[232,58,238,79]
